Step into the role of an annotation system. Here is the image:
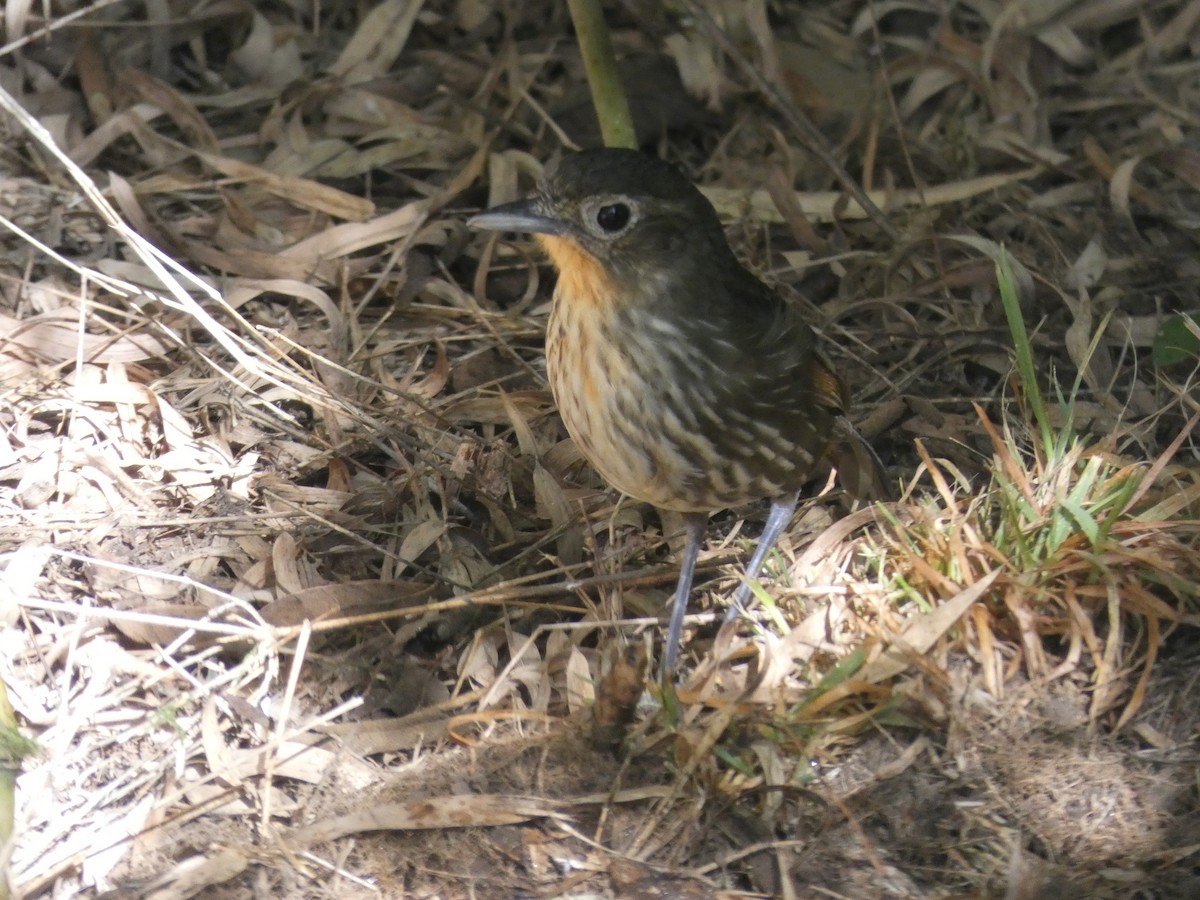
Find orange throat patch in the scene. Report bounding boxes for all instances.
[537,234,617,314]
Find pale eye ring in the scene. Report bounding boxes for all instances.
[595,202,631,233]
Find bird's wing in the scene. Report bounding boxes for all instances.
[708,266,892,498]
[712,266,845,415]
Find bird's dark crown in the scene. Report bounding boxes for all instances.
[532,149,733,274]
[540,149,706,209]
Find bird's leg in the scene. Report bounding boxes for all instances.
[661,512,708,681]
[723,490,801,624]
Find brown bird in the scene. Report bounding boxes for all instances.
[470,148,878,678]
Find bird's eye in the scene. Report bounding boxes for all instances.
[595,202,631,233]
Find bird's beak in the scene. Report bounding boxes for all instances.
[468,199,567,236]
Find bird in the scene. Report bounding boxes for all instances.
[469,148,880,680]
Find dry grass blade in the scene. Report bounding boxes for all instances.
[862,569,1001,683]
[293,794,569,844]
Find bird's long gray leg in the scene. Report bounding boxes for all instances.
[661,513,708,681]
[723,491,801,624]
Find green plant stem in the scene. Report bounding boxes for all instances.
[996,249,1052,456]
[0,679,23,900]
[566,0,637,149]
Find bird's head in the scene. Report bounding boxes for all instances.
[469,149,735,290]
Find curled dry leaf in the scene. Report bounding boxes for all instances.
[327,0,426,82]
[0,309,171,370]
[258,579,436,627]
[228,11,304,88]
[110,604,232,647]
